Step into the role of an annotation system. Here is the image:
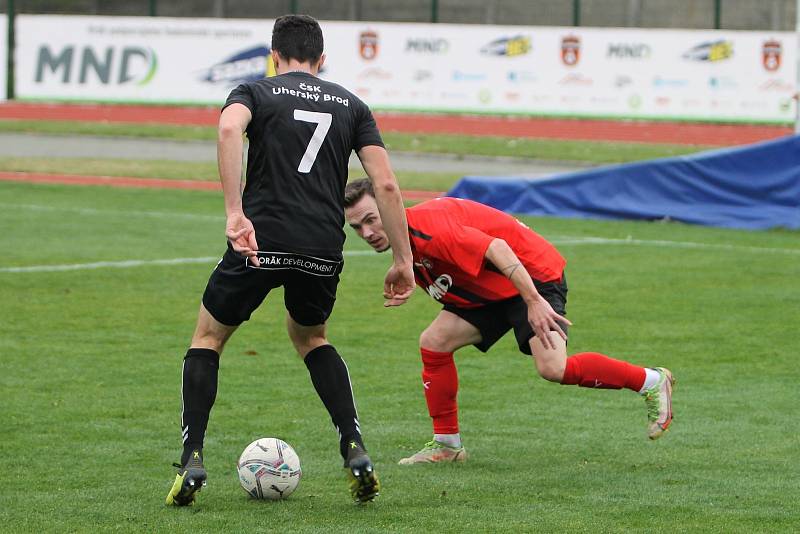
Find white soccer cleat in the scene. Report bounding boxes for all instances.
[644,367,675,440]
[398,440,468,465]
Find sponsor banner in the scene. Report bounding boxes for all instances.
[16,15,274,104]
[321,22,797,123]
[14,15,798,122]
[0,15,7,101]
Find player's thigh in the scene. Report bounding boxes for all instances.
[282,269,339,326]
[420,309,482,353]
[282,270,339,357]
[508,277,569,356]
[202,246,279,326]
[191,303,239,353]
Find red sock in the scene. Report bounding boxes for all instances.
[420,348,459,434]
[561,352,646,391]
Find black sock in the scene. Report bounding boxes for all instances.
[304,344,364,460]
[180,348,219,466]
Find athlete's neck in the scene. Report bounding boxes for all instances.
[275,59,319,76]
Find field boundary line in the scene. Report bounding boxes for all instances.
[2,237,797,274]
[0,251,379,273]
[0,202,223,221]
[550,235,800,256]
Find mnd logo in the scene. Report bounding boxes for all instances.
[35,45,157,85]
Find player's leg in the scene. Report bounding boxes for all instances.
[532,337,674,439]
[287,316,379,502]
[399,310,481,465]
[181,304,237,461]
[284,269,378,502]
[166,304,238,506]
[167,247,274,506]
[524,276,674,439]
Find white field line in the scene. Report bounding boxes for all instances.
[549,235,800,256]
[0,203,222,222]
[0,250,378,273]
[5,202,797,257]
[1,237,797,274]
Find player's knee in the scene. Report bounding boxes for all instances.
[535,359,566,382]
[419,328,450,353]
[190,332,227,354]
[287,327,327,358]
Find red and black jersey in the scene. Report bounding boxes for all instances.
[406,198,565,308]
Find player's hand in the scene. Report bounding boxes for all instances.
[527,297,571,350]
[226,212,259,266]
[383,262,415,307]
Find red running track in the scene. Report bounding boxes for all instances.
[0,102,793,146]
[0,171,443,199]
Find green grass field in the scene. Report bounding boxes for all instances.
[1,181,797,532]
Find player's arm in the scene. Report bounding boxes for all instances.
[485,238,571,349]
[356,145,415,306]
[218,103,258,266]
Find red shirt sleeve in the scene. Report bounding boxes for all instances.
[425,220,494,278]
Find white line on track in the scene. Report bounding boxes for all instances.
[1,238,796,274]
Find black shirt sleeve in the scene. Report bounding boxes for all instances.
[352,99,384,151]
[222,83,256,115]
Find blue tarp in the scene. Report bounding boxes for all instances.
[447,135,800,230]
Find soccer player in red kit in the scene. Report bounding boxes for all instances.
[344,179,674,464]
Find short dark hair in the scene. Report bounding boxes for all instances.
[271,15,324,64]
[344,178,374,208]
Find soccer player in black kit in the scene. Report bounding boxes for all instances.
[166,15,414,506]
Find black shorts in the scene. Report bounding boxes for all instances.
[443,274,568,355]
[202,246,343,327]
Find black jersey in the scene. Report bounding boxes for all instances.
[223,72,384,257]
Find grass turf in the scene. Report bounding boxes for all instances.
[0,181,797,532]
[0,119,711,164]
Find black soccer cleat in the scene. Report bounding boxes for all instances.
[344,441,380,504]
[166,449,207,506]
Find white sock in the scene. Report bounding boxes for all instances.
[434,433,462,448]
[638,368,661,394]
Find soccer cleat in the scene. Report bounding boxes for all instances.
[165,449,207,506]
[344,441,380,504]
[398,440,468,465]
[644,367,675,440]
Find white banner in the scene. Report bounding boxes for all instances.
[0,15,7,102]
[15,15,273,105]
[14,15,798,123]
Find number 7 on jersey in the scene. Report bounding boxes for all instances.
[293,110,332,173]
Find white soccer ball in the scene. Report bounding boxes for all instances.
[237,438,302,500]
